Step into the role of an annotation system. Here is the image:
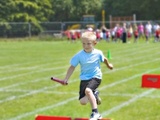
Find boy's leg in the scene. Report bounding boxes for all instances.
[85,88,102,120]
[79,96,89,105]
[86,78,101,106]
[86,78,102,120]
[79,80,90,105]
[93,90,101,105]
[79,89,101,105]
[80,90,101,105]
[79,78,102,119]
[85,87,97,109]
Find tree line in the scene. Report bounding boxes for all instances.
[0,0,159,37]
[0,0,159,23]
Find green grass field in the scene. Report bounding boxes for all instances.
[0,39,160,120]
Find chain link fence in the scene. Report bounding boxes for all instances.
[0,21,160,38]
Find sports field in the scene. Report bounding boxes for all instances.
[0,39,160,120]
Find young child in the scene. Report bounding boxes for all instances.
[62,31,113,120]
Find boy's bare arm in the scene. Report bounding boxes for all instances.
[104,57,113,70]
[63,65,75,83]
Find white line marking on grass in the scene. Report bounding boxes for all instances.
[0,46,159,93]
[0,58,69,70]
[113,52,160,65]
[0,63,47,74]
[101,67,160,90]
[0,62,33,69]
[0,68,80,91]
[112,44,160,60]
[7,97,77,120]
[5,68,160,120]
[0,65,69,81]
[2,89,160,99]
[0,89,78,95]
[101,89,155,117]
[103,57,160,74]
[2,45,160,119]
[0,79,78,104]
[104,43,158,57]
[0,76,49,91]
[1,54,159,91]
[100,92,160,99]
[0,59,159,104]
[0,85,59,104]
[0,45,159,82]
[0,60,67,74]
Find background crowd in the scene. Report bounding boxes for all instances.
[64,22,160,43]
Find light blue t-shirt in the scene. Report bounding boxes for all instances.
[70,49,105,80]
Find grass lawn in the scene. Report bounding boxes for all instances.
[0,38,160,120]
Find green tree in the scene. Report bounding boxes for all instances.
[0,0,54,35]
[103,0,160,20]
[0,0,54,22]
[138,0,160,20]
[12,1,40,22]
[51,0,74,21]
[0,0,11,22]
[51,0,102,21]
[72,0,102,21]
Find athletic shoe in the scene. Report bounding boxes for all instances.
[89,112,102,120]
[94,90,101,105]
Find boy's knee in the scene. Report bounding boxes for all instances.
[80,100,87,105]
[85,88,92,95]
[79,98,88,105]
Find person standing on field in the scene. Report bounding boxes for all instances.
[145,21,152,39]
[122,23,127,43]
[133,24,139,43]
[62,31,113,120]
[138,23,144,39]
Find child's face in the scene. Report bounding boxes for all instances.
[82,38,96,53]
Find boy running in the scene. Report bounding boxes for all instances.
[62,31,113,120]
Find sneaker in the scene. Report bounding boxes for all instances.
[94,90,101,105]
[90,112,102,120]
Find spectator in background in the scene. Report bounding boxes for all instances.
[100,25,107,40]
[133,24,139,43]
[122,23,127,43]
[144,27,149,43]
[153,23,160,42]
[64,30,71,40]
[76,30,81,39]
[71,30,76,42]
[145,21,152,39]
[138,23,144,39]
[127,24,133,43]
[153,23,160,33]
[106,29,111,42]
[155,27,160,42]
[114,23,122,42]
[96,29,101,41]
[111,28,116,42]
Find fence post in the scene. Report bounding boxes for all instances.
[28,22,31,37]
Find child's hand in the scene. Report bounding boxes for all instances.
[108,63,113,70]
[62,79,68,85]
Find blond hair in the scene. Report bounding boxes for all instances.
[81,31,96,41]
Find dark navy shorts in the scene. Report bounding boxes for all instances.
[79,78,101,100]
